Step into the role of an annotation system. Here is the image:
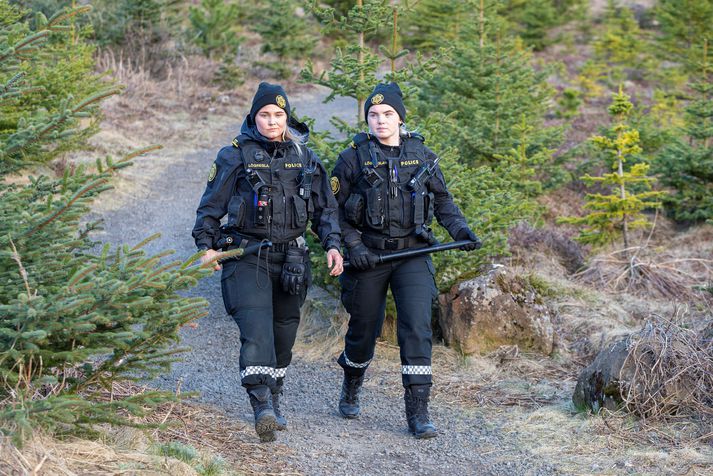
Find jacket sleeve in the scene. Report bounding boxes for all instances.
[330,150,362,247]
[192,146,241,250]
[309,151,342,251]
[425,147,468,239]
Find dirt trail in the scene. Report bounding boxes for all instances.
[91,87,561,476]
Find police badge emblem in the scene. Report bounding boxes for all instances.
[208,163,217,182]
[330,176,340,195]
[371,93,384,105]
[276,95,287,108]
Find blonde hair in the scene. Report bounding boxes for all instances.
[283,126,307,155]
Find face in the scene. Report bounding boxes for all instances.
[255,104,288,141]
[367,104,401,145]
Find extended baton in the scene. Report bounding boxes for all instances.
[343,239,478,269]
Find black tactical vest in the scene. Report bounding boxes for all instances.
[344,133,435,238]
[226,139,316,243]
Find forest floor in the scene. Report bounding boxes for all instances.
[50,73,710,476]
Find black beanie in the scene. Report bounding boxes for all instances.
[364,82,406,123]
[249,82,291,121]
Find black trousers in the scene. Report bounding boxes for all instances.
[338,254,438,387]
[221,251,310,389]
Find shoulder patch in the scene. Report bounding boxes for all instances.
[232,139,239,148]
[330,176,340,195]
[208,162,217,182]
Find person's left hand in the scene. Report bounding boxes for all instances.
[327,248,344,276]
[455,227,483,251]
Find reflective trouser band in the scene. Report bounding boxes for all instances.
[402,365,432,375]
[343,352,371,369]
[240,366,286,379]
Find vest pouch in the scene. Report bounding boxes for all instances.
[365,187,385,229]
[426,192,435,224]
[227,195,246,228]
[344,193,364,226]
[292,196,308,228]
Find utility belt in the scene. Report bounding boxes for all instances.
[361,234,420,251]
[217,228,307,254]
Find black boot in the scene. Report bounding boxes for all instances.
[247,386,278,442]
[404,385,438,439]
[272,378,287,431]
[338,373,364,419]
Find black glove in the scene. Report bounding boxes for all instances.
[455,227,483,251]
[347,241,379,270]
[281,248,306,295]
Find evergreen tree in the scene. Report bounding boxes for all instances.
[0,2,118,172]
[0,2,208,443]
[401,0,474,51]
[560,88,664,253]
[654,41,713,223]
[655,0,713,73]
[188,0,243,59]
[411,0,559,168]
[250,0,317,79]
[590,1,654,87]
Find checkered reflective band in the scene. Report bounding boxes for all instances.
[275,367,287,378]
[240,366,279,379]
[343,351,371,369]
[402,365,432,375]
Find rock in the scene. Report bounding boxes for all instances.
[572,339,631,412]
[437,265,555,355]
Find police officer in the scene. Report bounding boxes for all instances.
[193,82,343,443]
[331,82,481,439]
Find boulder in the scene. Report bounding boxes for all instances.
[572,339,632,412]
[437,265,555,355]
[299,285,348,343]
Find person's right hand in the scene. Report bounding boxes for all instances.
[347,242,378,270]
[200,248,222,271]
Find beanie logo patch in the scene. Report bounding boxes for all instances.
[276,95,287,108]
[371,93,384,105]
[330,176,340,195]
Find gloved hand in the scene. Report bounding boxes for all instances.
[455,227,483,251]
[281,248,306,295]
[347,241,379,270]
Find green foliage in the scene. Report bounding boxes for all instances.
[188,0,243,59]
[557,88,582,119]
[410,13,560,168]
[0,1,208,445]
[654,43,713,223]
[417,112,535,290]
[401,0,475,51]
[559,88,665,248]
[655,0,713,73]
[503,0,582,51]
[250,0,316,79]
[0,2,120,172]
[590,1,656,87]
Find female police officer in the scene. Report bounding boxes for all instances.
[193,82,343,443]
[330,82,481,439]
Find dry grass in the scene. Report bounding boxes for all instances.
[0,381,300,476]
[620,313,713,427]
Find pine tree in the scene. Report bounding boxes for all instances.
[411,0,559,168]
[654,41,713,223]
[0,2,209,444]
[655,0,713,73]
[560,88,664,254]
[188,0,243,59]
[250,0,317,79]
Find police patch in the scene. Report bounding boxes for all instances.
[207,163,217,182]
[276,95,286,108]
[371,93,384,105]
[330,176,340,195]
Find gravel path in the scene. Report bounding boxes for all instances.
[92,88,560,476]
